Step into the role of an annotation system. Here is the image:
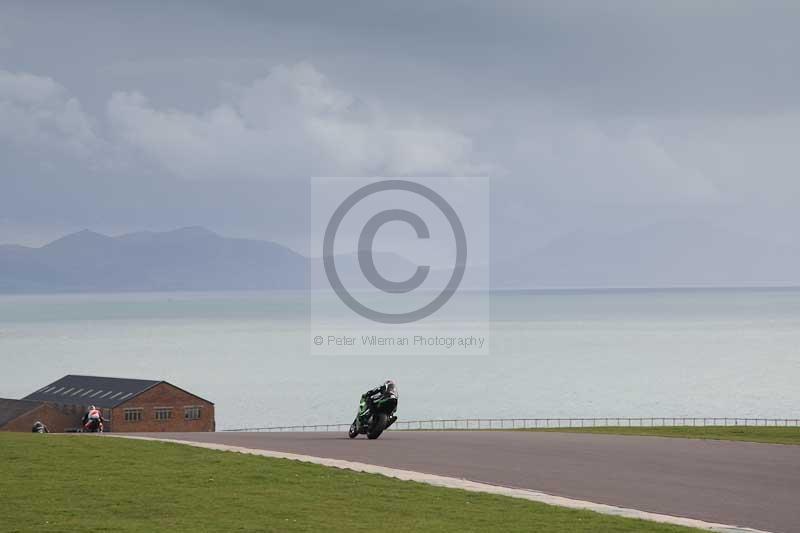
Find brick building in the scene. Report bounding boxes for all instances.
[14,375,215,433]
[0,398,77,432]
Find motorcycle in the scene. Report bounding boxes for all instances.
[84,419,104,433]
[348,382,398,440]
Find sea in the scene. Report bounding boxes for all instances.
[0,288,798,430]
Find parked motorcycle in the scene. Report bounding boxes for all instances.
[348,382,398,440]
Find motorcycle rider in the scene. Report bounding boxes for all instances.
[31,420,49,433]
[82,405,105,431]
[360,380,397,420]
[350,379,399,438]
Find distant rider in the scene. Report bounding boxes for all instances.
[349,379,399,438]
[31,420,49,433]
[361,380,397,415]
[82,405,105,431]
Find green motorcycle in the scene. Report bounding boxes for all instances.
[348,381,398,440]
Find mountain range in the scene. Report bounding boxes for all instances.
[1,222,799,293]
[494,219,800,289]
[0,227,304,293]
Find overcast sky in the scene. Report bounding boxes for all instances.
[1,1,799,256]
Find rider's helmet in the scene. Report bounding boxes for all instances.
[384,379,397,395]
[89,405,96,410]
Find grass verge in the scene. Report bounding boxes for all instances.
[522,426,800,445]
[0,433,702,532]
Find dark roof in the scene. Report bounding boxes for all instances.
[0,398,45,427]
[23,375,160,408]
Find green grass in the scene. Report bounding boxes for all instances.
[522,426,800,445]
[0,434,701,533]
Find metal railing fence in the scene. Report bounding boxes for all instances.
[223,417,800,433]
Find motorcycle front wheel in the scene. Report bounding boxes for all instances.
[348,422,358,439]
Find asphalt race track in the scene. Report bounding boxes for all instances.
[138,431,800,532]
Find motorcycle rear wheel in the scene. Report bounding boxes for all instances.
[367,413,387,440]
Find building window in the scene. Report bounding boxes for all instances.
[154,408,173,421]
[184,406,202,420]
[124,408,143,422]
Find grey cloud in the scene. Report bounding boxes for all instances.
[106,63,481,180]
[0,69,98,158]
[1,0,799,258]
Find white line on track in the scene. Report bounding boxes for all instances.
[111,435,769,533]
